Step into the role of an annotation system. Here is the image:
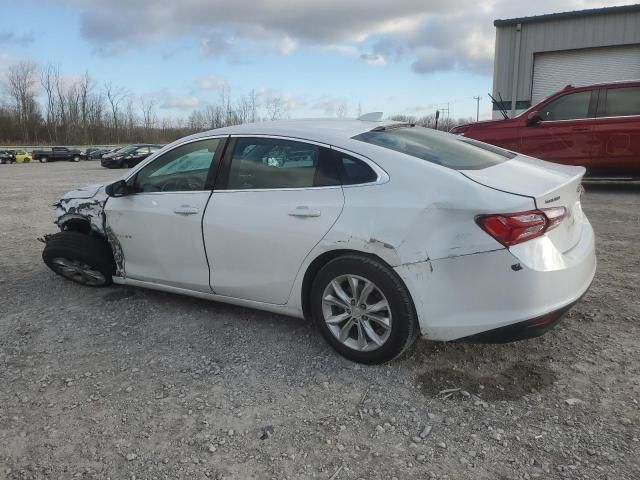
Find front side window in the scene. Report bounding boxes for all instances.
[540,91,592,121]
[603,86,640,117]
[226,138,338,189]
[134,138,220,193]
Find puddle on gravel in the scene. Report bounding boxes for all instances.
[418,362,557,401]
[103,289,138,302]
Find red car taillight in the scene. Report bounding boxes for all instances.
[476,207,566,247]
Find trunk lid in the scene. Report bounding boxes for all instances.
[461,155,586,253]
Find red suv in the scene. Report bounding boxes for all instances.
[451,81,640,178]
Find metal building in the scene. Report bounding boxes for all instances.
[492,4,640,119]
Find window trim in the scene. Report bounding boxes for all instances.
[123,135,229,195]
[215,135,343,192]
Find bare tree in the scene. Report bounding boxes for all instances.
[265,96,285,120]
[139,95,156,131]
[104,82,128,142]
[335,101,348,118]
[6,61,40,142]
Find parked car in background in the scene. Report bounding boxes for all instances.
[87,148,115,160]
[0,150,14,164]
[31,147,85,163]
[43,119,595,363]
[451,80,640,178]
[100,144,163,168]
[10,149,32,163]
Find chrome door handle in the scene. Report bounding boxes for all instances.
[288,206,321,218]
[173,206,200,216]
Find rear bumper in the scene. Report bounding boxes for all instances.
[458,296,582,343]
[394,217,596,341]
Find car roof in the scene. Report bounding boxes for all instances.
[190,118,400,145]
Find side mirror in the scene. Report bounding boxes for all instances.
[105,179,130,197]
[526,110,542,126]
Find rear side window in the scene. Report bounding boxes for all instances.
[353,126,513,171]
[540,91,592,121]
[603,87,640,117]
[227,138,339,189]
[334,152,378,184]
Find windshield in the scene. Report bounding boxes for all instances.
[353,126,515,170]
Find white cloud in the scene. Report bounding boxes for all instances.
[159,95,200,109]
[54,0,640,75]
[197,74,229,91]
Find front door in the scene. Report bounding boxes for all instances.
[520,89,595,167]
[105,137,225,292]
[203,136,344,304]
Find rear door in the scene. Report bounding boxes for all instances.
[203,136,344,304]
[591,85,640,177]
[520,90,596,168]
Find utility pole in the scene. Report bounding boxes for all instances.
[473,96,481,122]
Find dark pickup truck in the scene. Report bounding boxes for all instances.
[31,147,85,163]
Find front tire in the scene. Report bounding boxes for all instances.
[39,157,48,163]
[72,155,81,162]
[43,231,116,287]
[311,255,418,364]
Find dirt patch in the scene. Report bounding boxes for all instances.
[418,362,557,400]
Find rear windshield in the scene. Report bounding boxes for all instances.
[353,126,516,170]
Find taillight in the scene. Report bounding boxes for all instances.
[476,207,566,247]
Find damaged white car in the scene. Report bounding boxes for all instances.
[42,118,596,363]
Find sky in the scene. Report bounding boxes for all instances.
[0,0,636,121]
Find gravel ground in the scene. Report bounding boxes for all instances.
[1,161,638,480]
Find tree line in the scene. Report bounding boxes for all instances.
[0,61,474,146]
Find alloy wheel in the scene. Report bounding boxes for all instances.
[321,274,392,352]
[50,257,106,286]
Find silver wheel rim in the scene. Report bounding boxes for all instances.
[322,274,392,352]
[50,257,105,286]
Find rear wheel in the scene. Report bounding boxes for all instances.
[311,255,418,364]
[43,231,116,287]
[39,157,48,163]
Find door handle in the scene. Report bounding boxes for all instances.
[288,206,321,218]
[173,206,200,216]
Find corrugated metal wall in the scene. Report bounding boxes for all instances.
[531,45,640,104]
[493,9,640,116]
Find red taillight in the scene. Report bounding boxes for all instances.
[476,207,566,247]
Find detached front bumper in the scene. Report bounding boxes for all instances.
[394,218,596,342]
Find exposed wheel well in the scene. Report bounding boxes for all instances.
[61,218,92,235]
[300,249,401,320]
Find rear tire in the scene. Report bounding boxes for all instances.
[39,157,48,163]
[310,254,419,364]
[43,231,116,287]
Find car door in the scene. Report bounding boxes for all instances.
[104,137,226,292]
[202,136,344,304]
[591,85,640,177]
[519,90,596,167]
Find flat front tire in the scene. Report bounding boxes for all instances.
[311,255,419,364]
[43,231,116,287]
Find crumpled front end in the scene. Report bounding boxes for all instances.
[53,183,108,235]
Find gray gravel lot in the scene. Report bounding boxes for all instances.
[1,161,639,479]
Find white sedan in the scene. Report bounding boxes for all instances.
[42,117,596,363]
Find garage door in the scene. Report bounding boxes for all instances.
[532,45,640,104]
